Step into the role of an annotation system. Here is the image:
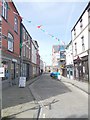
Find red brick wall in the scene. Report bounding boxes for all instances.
[2,2,22,57]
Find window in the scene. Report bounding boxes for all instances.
[75,43,77,55]
[14,16,18,33]
[74,28,76,37]
[80,18,83,30]
[88,7,90,17]
[8,33,14,52]
[81,36,85,52]
[2,0,8,20]
[23,45,26,56]
[70,71,73,75]
[23,28,25,40]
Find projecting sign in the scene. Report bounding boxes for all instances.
[0,67,5,77]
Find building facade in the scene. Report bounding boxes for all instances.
[71,2,90,82]
[0,1,22,86]
[31,40,40,77]
[20,23,32,80]
[52,45,66,75]
[66,41,74,79]
[52,45,60,72]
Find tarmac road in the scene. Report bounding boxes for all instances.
[30,74,88,118]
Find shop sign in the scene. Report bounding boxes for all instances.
[12,59,17,63]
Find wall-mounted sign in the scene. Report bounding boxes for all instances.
[12,59,17,63]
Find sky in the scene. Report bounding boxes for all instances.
[13,0,89,65]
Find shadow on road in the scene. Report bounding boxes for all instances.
[31,74,72,101]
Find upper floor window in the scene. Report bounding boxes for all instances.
[88,7,90,17]
[81,36,85,52]
[80,18,83,30]
[8,33,14,52]
[2,0,8,20]
[23,28,26,40]
[14,16,18,33]
[74,28,76,37]
[75,42,77,55]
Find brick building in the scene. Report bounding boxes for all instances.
[0,1,22,86]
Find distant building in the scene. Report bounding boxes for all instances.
[52,45,60,72]
[66,41,74,79]
[45,66,52,73]
[40,59,43,74]
[31,40,40,77]
[52,45,66,76]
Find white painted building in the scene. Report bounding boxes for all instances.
[52,45,60,71]
[40,59,43,73]
[71,2,90,81]
[31,40,38,76]
[66,41,73,79]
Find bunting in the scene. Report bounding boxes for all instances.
[12,11,65,45]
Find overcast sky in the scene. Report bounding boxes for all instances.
[13,0,88,65]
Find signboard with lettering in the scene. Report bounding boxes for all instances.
[0,67,5,77]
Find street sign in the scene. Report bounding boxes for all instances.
[0,67,5,77]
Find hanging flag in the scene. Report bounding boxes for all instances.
[37,25,42,29]
[61,40,65,45]
[41,29,45,32]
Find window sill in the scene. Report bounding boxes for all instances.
[2,16,8,23]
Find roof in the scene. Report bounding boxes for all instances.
[71,1,90,31]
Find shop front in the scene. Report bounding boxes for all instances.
[74,55,89,81]
[2,55,20,88]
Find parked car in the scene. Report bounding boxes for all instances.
[50,72,61,80]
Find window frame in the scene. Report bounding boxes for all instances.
[14,16,18,33]
[8,33,14,52]
[81,36,85,52]
[2,0,8,20]
[75,42,77,55]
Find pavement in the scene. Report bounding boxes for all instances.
[2,75,41,119]
[60,76,90,95]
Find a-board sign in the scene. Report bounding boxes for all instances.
[19,77,26,87]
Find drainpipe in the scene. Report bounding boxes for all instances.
[0,14,2,120]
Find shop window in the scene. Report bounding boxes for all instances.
[70,71,73,75]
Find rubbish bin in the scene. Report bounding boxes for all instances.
[19,77,26,88]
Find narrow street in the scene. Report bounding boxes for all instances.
[30,74,88,118]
